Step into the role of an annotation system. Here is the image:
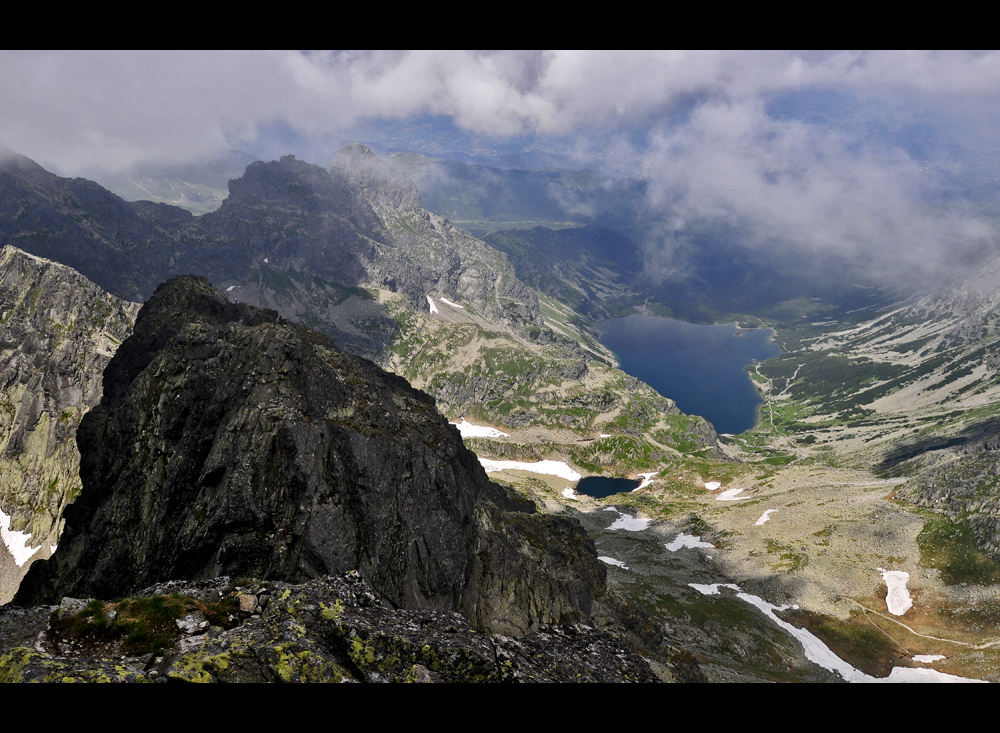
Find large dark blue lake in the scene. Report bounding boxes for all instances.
[597,315,781,435]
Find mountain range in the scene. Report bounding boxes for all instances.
[2,143,1000,682]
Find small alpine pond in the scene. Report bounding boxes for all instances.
[574,476,641,498]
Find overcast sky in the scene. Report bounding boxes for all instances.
[4,51,999,170]
[3,50,1000,279]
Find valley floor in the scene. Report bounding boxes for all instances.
[481,443,1000,682]
[470,299,1000,683]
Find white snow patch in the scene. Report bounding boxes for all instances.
[49,545,57,554]
[913,655,946,663]
[450,418,510,439]
[598,556,629,570]
[755,509,778,526]
[665,534,715,551]
[562,488,578,500]
[226,285,237,292]
[635,472,657,490]
[689,583,982,683]
[878,568,913,616]
[0,507,42,567]
[426,296,439,314]
[599,433,612,438]
[704,481,721,491]
[605,508,652,532]
[717,488,749,501]
[477,458,581,482]
[438,297,464,309]
[689,583,739,596]
[884,667,978,682]
[263,257,268,263]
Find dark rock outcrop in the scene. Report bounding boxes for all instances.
[891,424,1000,560]
[14,276,603,636]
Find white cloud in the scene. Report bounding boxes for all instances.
[638,94,998,278]
[2,50,998,278]
[5,50,999,174]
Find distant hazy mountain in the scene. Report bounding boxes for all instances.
[347,114,585,170]
[82,149,258,215]
[384,151,646,236]
[384,153,900,323]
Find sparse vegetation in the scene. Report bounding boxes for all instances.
[917,513,1000,585]
[47,593,241,657]
[777,608,902,678]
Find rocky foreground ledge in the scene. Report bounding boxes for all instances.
[0,572,660,683]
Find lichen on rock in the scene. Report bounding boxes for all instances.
[2,573,660,683]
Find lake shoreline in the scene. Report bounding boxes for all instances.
[597,314,781,435]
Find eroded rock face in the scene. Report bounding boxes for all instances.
[14,276,604,635]
[0,246,139,602]
[892,431,1000,560]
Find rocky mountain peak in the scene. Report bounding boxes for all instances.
[331,143,423,213]
[14,275,603,635]
[222,153,363,220]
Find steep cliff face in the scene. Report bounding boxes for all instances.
[14,276,604,635]
[0,246,138,602]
